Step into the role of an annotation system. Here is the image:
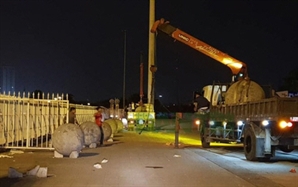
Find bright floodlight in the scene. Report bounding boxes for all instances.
[237,121,243,126]
[262,120,269,126]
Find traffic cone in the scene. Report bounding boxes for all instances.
[289,168,296,173]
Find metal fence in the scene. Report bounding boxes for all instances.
[0,92,126,150]
[0,92,95,150]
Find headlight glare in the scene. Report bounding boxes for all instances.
[262,120,269,126]
[237,121,243,126]
[209,121,215,126]
[195,120,200,125]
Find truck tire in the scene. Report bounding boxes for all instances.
[243,127,257,161]
[200,132,210,148]
[279,146,294,153]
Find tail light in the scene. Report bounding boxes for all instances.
[279,120,293,129]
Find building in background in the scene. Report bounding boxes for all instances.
[0,66,15,93]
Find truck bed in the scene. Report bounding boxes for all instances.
[210,97,298,121]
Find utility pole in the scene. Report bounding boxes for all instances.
[123,30,127,109]
[140,53,144,104]
[148,0,155,106]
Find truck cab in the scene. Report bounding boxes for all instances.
[127,103,155,131]
[201,84,230,106]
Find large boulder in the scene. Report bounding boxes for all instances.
[104,119,118,136]
[225,79,265,105]
[102,122,112,141]
[114,119,124,132]
[52,123,84,158]
[80,121,101,148]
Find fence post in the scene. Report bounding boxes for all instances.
[175,112,182,148]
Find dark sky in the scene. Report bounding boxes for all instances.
[1,0,297,104]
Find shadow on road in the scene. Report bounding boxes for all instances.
[79,152,99,157]
[0,177,21,187]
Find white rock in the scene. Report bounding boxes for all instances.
[0,155,13,158]
[36,167,48,178]
[69,151,79,158]
[93,163,102,169]
[89,142,97,148]
[54,150,63,158]
[10,150,24,154]
[8,167,23,178]
[101,158,108,164]
[26,165,40,176]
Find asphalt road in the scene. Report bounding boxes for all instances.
[189,147,298,187]
[0,129,297,187]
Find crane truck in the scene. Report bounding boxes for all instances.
[151,18,298,161]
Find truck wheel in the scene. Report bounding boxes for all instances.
[200,133,210,148]
[279,146,294,153]
[243,127,257,161]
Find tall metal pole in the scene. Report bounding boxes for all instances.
[148,0,155,105]
[123,30,127,109]
[140,53,144,104]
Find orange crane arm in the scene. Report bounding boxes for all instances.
[151,18,248,79]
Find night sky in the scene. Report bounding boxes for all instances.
[1,0,297,104]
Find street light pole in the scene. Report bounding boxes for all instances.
[123,30,127,110]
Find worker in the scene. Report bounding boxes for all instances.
[127,104,132,112]
[94,107,104,146]
[193,92,210,112]
[64,107,79,125]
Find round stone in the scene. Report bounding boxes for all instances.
[52,123,84,156]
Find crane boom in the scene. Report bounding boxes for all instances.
[151,18,248,80]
